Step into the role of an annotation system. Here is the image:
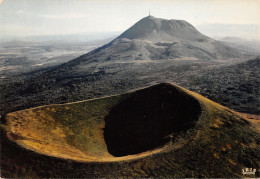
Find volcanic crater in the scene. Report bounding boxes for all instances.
[4,83,202,162]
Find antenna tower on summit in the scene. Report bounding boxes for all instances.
[149,9,150,16]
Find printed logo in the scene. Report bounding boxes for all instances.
[242,168,256,175]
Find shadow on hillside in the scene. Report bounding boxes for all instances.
[104,83,201,157]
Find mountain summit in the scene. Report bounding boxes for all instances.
[118,16,207,42]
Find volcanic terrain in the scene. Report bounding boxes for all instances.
[1,16,259,178]
[1,83,260,177]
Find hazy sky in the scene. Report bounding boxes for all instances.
[0,0,260,38]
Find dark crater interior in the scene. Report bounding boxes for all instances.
[104,83,201,157]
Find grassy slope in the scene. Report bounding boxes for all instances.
[1,83,259,178]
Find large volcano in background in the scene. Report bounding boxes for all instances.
[63,16,244,68]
